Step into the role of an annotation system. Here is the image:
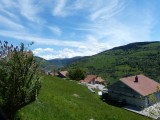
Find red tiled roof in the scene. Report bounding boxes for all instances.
[83,75,97,83]
[80,80,85,82]
[120,74,160,96]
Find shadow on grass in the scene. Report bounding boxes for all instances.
[100,93,144,112]
[100,93,127,108]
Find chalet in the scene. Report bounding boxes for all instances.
[108,74,160,108]
[57,71,68,78]
[81,75,105,85]
[49,71,58,76]
[96,77,105,84]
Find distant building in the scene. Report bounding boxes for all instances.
[108,74,160,108]
[57,71,68,78]
[49,71,58,76]
[95,77,105,84]
[81,75,105,85]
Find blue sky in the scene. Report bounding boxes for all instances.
[0,0,160,60]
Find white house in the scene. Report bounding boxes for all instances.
[108,74,160,108]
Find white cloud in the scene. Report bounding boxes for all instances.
[17,31,110,51]
[32,47,89,60]
[48,26,62,36]
[0,0,157,60]
[33,48,54,55]
[32,41,111,60]
[0,0,17,8]
[18,0,42,23]
[57,48,81,58]
[90,0,125,21]
[52,0,95,17]
[0,1,18,21]
[0,30,85,48]
[0,15,25,31]
[32,34,112,60]
[0,9,19,21]
[33,47,79,60]
[52,0,67,17]
[75,0,155,48]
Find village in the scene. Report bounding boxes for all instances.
[1,0,160,119]
[48,70,160,119]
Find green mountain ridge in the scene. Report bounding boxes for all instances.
[65,41,160,83]
[48,56,84,68]
[34,56,54,70]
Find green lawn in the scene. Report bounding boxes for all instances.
[18,75,149,120]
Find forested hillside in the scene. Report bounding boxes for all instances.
[34,56,54,70]
[66,42,160,83]
[48,56,83,68]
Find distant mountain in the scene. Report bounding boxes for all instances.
[48,56,84,68]
[65,41,160,83]
[34,56,54,71]
[34,56,84,71]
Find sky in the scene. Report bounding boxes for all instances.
[0,0,160,60]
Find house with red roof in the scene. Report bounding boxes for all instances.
[81,75,105,85]
[108,74,160,108]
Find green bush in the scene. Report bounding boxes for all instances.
[69,68,86,81]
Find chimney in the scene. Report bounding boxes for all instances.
[134,75,138,82]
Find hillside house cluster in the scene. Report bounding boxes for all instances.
[49,70,160,108]
[108,74,160,108]
[80,75,105,85]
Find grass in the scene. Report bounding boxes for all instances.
[18,75,149,120]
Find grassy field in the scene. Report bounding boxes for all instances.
[18,75,149,120]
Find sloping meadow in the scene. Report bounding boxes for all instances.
[19,76,148,120]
